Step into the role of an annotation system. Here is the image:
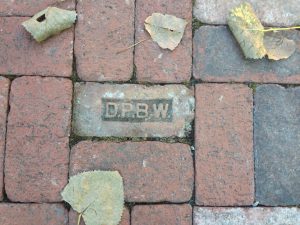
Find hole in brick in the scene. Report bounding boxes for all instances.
[37,14,46,22]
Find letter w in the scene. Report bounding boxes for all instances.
[153,103,169,119]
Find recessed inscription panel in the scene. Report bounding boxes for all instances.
[73,83,194,137]
[102,98,173,122]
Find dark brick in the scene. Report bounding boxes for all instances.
[132,204,192,225]
[70,141,194,203]
[194,207,300,225]
[5,77,72,202]
[254,85,300,206]
[135,0,192,83]
[75,0,134,81]
[69,207,130,225]
[195,84,254,206]
[0,203,68,225]
[0,17,73,77]
[0,77,9,201]
[193,26,300,84]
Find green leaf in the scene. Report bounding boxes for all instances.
[61,171,124,225]
[144,13,188,50]
[22,7,77,42]
[227,2,266,59]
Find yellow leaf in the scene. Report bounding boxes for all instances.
[61,171,124,225]
[22,7,76,42]
[144,13,187,50]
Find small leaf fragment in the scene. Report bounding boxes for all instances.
[61,171,124,225]
[227,2,266,59]
[22,7,77,42]
[144,13,187,50]
[264,32,296,60]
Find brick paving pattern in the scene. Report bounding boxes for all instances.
[254,85,300,206]
[70,141,193,202]
[193,26,300,83]
[5,77,72,202]
[0,17,74,77]
[195,84,254,206]
[0,77,9,201]
[0,1,299,224]
[132,204,192,225]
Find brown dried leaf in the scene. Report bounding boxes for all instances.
[264,32,296,60]
[144,13,187,50]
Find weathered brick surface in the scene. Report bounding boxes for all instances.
[135,0,192,83]
[73,83,194,137]
[70,141,194,202]
[0,0,75,16]
[254,85,300,206]
[69,207,130,225]
[75,0,134,81]
[5,77,72,202]
[0,77,9,201]
[132,204,192,225]
[0,17,73,77]
[193,26,300,84]
[0,203,68,225]
[194,0,300,27]
[194,207,300,225]
[195,84,254,206]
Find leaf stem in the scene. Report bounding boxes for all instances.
[249,26,300,32]
[77,213,82,225]
[116,38,151,54]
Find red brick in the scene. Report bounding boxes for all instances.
[0,203,68,225]
[70,141,194,202]
[0,17,73,77]
[75,0,134,81]
[132,204,192,225]
[0,77,9,201]
[0,0,75,16]
[5,77,72,202]
[135,0,192,83]
[195,84,254,206]
[69,207,130,225]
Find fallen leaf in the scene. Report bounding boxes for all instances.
[22,7,77,42]
[144,13,187,50]
[227,2,266,59]
[61,171,124,225]
[264,32,296,60]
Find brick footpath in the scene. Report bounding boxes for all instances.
[0,0,299,225]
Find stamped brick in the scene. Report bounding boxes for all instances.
[254,85,300,206]
[193,26,300,84]
[135,0,192,83]
[132,204,192,225]
[195,84,254,206]
[75,0,134,81]
[194,0,300,27]
[194,207,300,225]
[69,207,130,225]
[5,77,72,202]
[0,0,75,16]
[0,203,68,225]
[0,17,73,77]
[0,77,9,201]
[70,141,194,202]
[73,83,194,137]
